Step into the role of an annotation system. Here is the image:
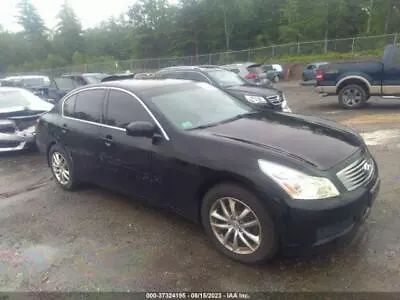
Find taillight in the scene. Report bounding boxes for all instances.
[246,72,257,79]
[316,69,324,81]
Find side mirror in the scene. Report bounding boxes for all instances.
[126,121,157,138]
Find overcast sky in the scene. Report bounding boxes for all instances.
[0,0,136,32]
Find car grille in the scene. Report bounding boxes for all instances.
[14,119,37,131]
[0,125,16,134]
[266,94,283,106]
[0,141,21,148]
[336,156,375,191]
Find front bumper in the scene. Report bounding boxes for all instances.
[0,130,36,153]
[279,172,380,253]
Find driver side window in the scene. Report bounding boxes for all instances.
[105,90,153,129]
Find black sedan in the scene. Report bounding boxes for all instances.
[0,87,53,152]
[36,80,380,264]
[155,66,291,113]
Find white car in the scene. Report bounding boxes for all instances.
[3,75,50,88]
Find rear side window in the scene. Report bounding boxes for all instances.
[63,95,76,117]
[72,89,105,123]
[105,90,152,128]
[157,72,182,79]
[184,72,209,83]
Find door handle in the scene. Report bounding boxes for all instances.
[61,124,68,134]
[103,135,114,147]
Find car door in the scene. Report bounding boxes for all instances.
[98,88,171,203]
[382,49,400,95]
[60,88,106,183]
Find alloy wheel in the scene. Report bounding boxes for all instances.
[209,197,262,255]
[342,87,362,106]
[51,152,70,185]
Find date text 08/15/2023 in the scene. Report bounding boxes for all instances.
[145,292,251,299]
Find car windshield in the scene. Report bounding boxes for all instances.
[148,82,254,130]
[21,77,48,87]
[206,69,246,87]
[248,66,264,74]
[54,78,79,90]
[84,74,108,84]
[0,89,44,109]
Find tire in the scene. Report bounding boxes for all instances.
[273,75,279,83]
[302,74,308,82]
[338,84,368,109]
[48,144,78,190]
[201,183,278,265]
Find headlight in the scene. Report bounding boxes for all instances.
[258,159,340,200]
[279,93,292,112]
[244,95,267,104]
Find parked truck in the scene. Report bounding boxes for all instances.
[315,44,400,108]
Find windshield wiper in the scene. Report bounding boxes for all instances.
[188,111,260,130]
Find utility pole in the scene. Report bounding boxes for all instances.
[366,0,374,34]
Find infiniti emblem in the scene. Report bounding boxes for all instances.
[363,161,373,173]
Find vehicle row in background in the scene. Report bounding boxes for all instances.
[315,44,400,109]
[0,73,110,104]
[222,62,273,86]
[302,62,329,82]
[155,65,291,113]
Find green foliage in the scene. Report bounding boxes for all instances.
[1,0,400,74]
[72,51,86,65]
[255,50,383,64]
[54,2,84,63]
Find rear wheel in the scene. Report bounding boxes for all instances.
[302,74,308,82]
[48,144,78,190]
[338,84,368,109]
[273,75,279,83]
[201,183,278,265]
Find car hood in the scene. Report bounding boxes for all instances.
[224,84,280,97]
[198,112,361,170]
[0,102,53,117]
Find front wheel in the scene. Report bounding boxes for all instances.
[338,84,367,109]
[201,183,278,265]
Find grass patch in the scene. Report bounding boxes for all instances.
[255,49,383,64]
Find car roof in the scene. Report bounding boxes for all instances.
[157,66,224,73]
[223,62,261,68]
[62,73,105,76]
[310,62,329,65]
[73,79,192,93]
[4,75,48,80]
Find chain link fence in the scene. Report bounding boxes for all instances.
[5,33,399,77]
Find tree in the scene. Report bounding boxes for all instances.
[54,1,84,62]
[2,0,400,73]
[15,0,50,60]
[72,51,86,65]
[127,0,176,58]
[16,0,47,38]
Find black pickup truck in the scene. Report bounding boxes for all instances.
[315,44,400,108]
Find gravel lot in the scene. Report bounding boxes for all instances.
[1,82,400,292]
